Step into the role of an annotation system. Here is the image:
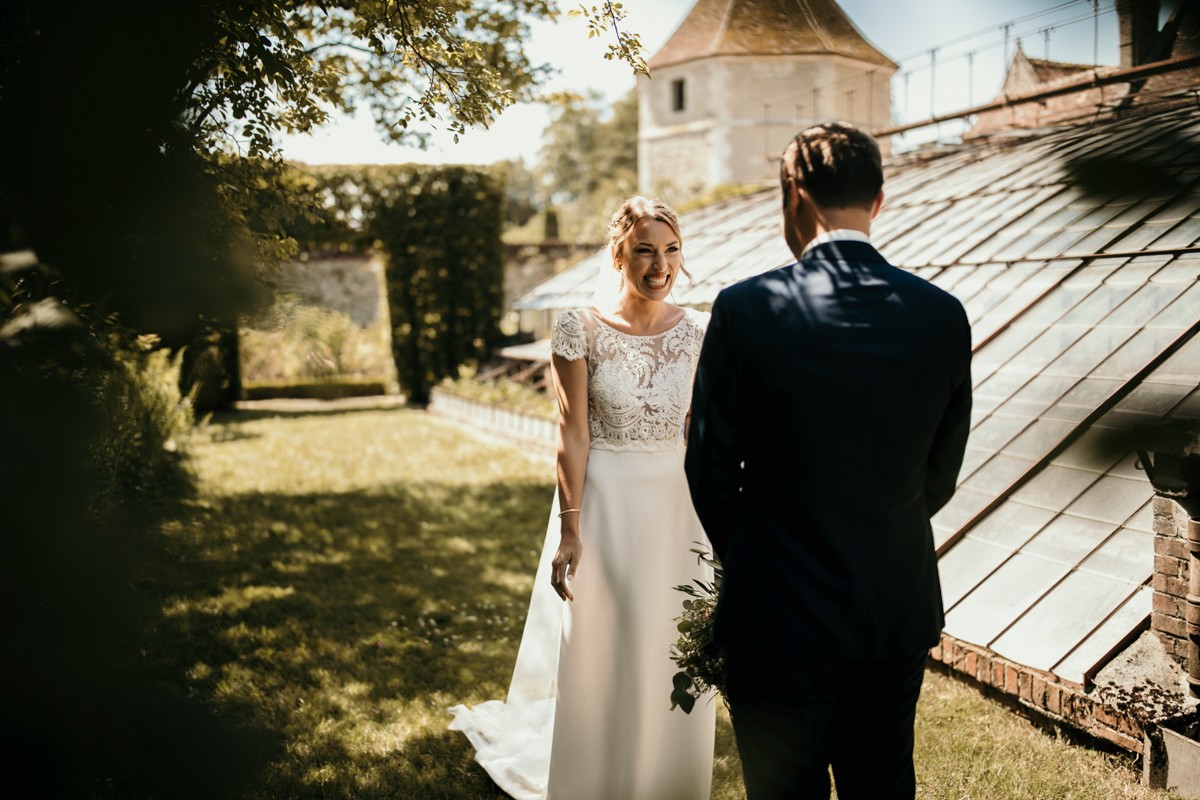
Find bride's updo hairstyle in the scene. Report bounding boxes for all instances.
[607,196,693,283]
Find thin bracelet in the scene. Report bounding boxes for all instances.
[557,508,580,518]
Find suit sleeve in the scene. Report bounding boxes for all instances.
[924,311,973,517]
[685,291,743,562]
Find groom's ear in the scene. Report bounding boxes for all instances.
[870,190,884,219]
[794,183,820,222]
[786,178,807,213]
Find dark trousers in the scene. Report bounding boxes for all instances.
[725,650,929,800]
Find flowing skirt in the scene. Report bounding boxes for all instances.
[448,447,716,800]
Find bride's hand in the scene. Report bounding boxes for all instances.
[551,532,582,602]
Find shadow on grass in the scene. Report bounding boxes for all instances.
[147,479,553,798]
[242,723,513,800]
[144,404,747,798]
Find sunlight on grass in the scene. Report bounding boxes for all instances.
[148,400,1182,799]
[190,407,547,496]
[155,403,554,798]
[911,671,1181,800]
[164,584,296,618]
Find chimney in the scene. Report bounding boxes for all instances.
[1117,0,1162,68]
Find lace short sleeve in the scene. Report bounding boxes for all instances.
[551,309,588,361]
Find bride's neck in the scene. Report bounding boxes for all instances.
[612,296,671,329]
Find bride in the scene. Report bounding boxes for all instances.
[449,196,716,799]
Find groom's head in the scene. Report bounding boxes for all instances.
[779,122,884,259]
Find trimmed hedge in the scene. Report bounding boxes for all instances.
[242,377,390,401]
[377,166,504,406]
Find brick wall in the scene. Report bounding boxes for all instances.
[1152,497,1193,670]
[929,634,1147,753]
[929,495,1198,758]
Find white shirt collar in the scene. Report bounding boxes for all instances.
[801,229,871,257]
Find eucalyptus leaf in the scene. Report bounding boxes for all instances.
[670,687,696,714]
[669,544,726,713]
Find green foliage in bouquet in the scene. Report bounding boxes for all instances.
[669,545,727,714]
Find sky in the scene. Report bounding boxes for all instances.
[277,0,1167,166]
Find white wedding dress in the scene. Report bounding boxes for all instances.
[449,307,716,800]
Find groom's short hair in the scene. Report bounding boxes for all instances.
[780,122,883,211]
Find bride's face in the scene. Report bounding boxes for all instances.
[617,219,682,303]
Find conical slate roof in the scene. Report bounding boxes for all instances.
[649,0,897,70]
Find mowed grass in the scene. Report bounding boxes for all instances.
[152,399,1181,799]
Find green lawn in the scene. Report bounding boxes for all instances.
[153,399,1180,799]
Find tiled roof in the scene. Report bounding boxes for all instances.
[971,4,1200,137]
[648,0,896,70]
[516,102,1200,686]
[1026,54,1095,85]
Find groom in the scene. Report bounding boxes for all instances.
[685,122,972,799]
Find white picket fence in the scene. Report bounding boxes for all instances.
[428,388,556,457]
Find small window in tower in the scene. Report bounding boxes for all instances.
[671,79,685,112]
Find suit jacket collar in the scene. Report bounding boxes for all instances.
[801,229,871,254]
[800,239,889,265]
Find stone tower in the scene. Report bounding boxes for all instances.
[638,0,896,197]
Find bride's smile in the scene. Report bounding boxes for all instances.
[620,217,682,301]
[644,271,669,290]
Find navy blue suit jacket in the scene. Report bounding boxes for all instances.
[684,239,972,662]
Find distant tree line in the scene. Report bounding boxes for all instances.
[498,88,639,244]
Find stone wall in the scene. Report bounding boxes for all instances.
[504,241,601,341]
[274,252,387,328]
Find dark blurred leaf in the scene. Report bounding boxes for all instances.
[670,672,697,714]
[1064,130,1191,199]
[0,296,81,341]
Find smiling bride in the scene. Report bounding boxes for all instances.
[449,196,716,800]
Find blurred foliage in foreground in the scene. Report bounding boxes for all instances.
[0,0,576,793]
[0,288,274,797]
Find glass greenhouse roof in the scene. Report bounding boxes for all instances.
[515,105,1200,686]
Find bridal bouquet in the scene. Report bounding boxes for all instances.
[669,545,727,714]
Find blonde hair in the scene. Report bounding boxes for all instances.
[607,196,692,282]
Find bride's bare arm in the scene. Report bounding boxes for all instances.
[550,351,589,601]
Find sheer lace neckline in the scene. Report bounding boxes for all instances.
[550,306,708,452]
[584,307,688,339]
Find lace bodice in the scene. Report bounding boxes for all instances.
[551,307,709,452]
